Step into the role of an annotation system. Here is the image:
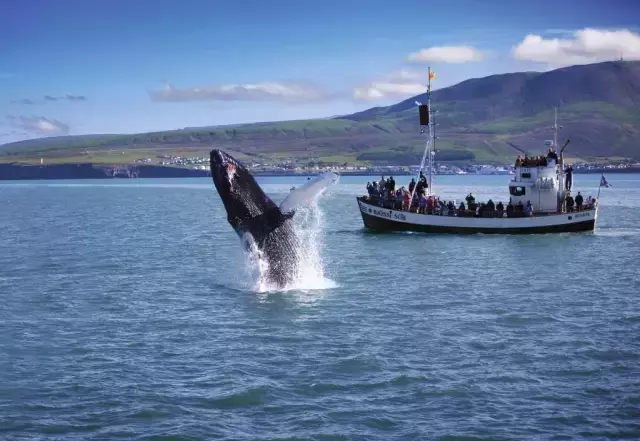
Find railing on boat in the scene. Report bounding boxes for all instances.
[358,196,596,219]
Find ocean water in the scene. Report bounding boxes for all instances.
[1,174,639,441]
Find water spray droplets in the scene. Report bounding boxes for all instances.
[243,198,337,293]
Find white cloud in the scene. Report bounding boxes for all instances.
[149,81,330,102]
[9,95,88,104]
[408,45,484,63]
[65,95,87,101]
[6,115,69,135]
[512,28,640,65]
[11,98,35,105]
[353,69,427,101]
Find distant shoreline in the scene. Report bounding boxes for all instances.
[0,162,638,181]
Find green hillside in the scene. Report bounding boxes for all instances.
[2,61,639,166]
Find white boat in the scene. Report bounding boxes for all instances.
[357,68,605,235]
[356,201,597,234]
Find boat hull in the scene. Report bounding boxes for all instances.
[357,198,597,234]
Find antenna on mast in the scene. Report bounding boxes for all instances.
[411,66,436,203]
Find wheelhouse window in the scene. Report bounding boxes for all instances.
[520,172,531,179]
[509,186,526,196]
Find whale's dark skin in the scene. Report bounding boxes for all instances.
[209,149,300,288]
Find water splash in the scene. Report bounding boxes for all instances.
[242,186,338,293]
[242,233,271,291]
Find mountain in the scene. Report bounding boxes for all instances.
[348,60,640,121]
[2,61,640,166]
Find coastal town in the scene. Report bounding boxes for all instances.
[139,154,640,175]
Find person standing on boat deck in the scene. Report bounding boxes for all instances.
[418,171,427,188]
[465,193,475,208]
[565,165,573,190]
[388,176,396,193]
[447,200,455,216]
[404,190,412,211]
[416,178,425,197]
[525,201,533,216]
[408,178,416,194]
[566,194,575,212]
[418,194,426,213]
[575,192,584,211]
[395,189,403,210]
[425,195,434,214]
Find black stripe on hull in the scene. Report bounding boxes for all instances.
[360,212,596,234]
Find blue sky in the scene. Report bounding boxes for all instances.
[1,0,639,143]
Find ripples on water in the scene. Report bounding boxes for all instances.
[1,175,639,440]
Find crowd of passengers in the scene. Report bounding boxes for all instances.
[365,173,596,217]
[515,148,559,167]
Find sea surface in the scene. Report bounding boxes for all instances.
[1,174,639,441]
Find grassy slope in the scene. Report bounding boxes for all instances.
[2,102,639,167]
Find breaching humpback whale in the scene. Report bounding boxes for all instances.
[209,149,337,289]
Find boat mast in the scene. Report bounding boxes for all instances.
[427,66,434,195]
[409,67,434,203]
[553,106,565,192]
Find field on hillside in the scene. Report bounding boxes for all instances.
[0,139,619,168]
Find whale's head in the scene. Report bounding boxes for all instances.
[210,149,277,229]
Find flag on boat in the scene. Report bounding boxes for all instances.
[600,174,610,188]
[429,71,436,81]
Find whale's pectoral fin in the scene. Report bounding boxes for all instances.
[279,184,317,214]
[279,172,339,214]
[279,195,296,215]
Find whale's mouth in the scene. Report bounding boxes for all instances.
[226,163,237,186]
[210,149,269,224]
[211,149,240,188]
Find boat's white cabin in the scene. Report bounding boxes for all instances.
[509,143,567,213]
